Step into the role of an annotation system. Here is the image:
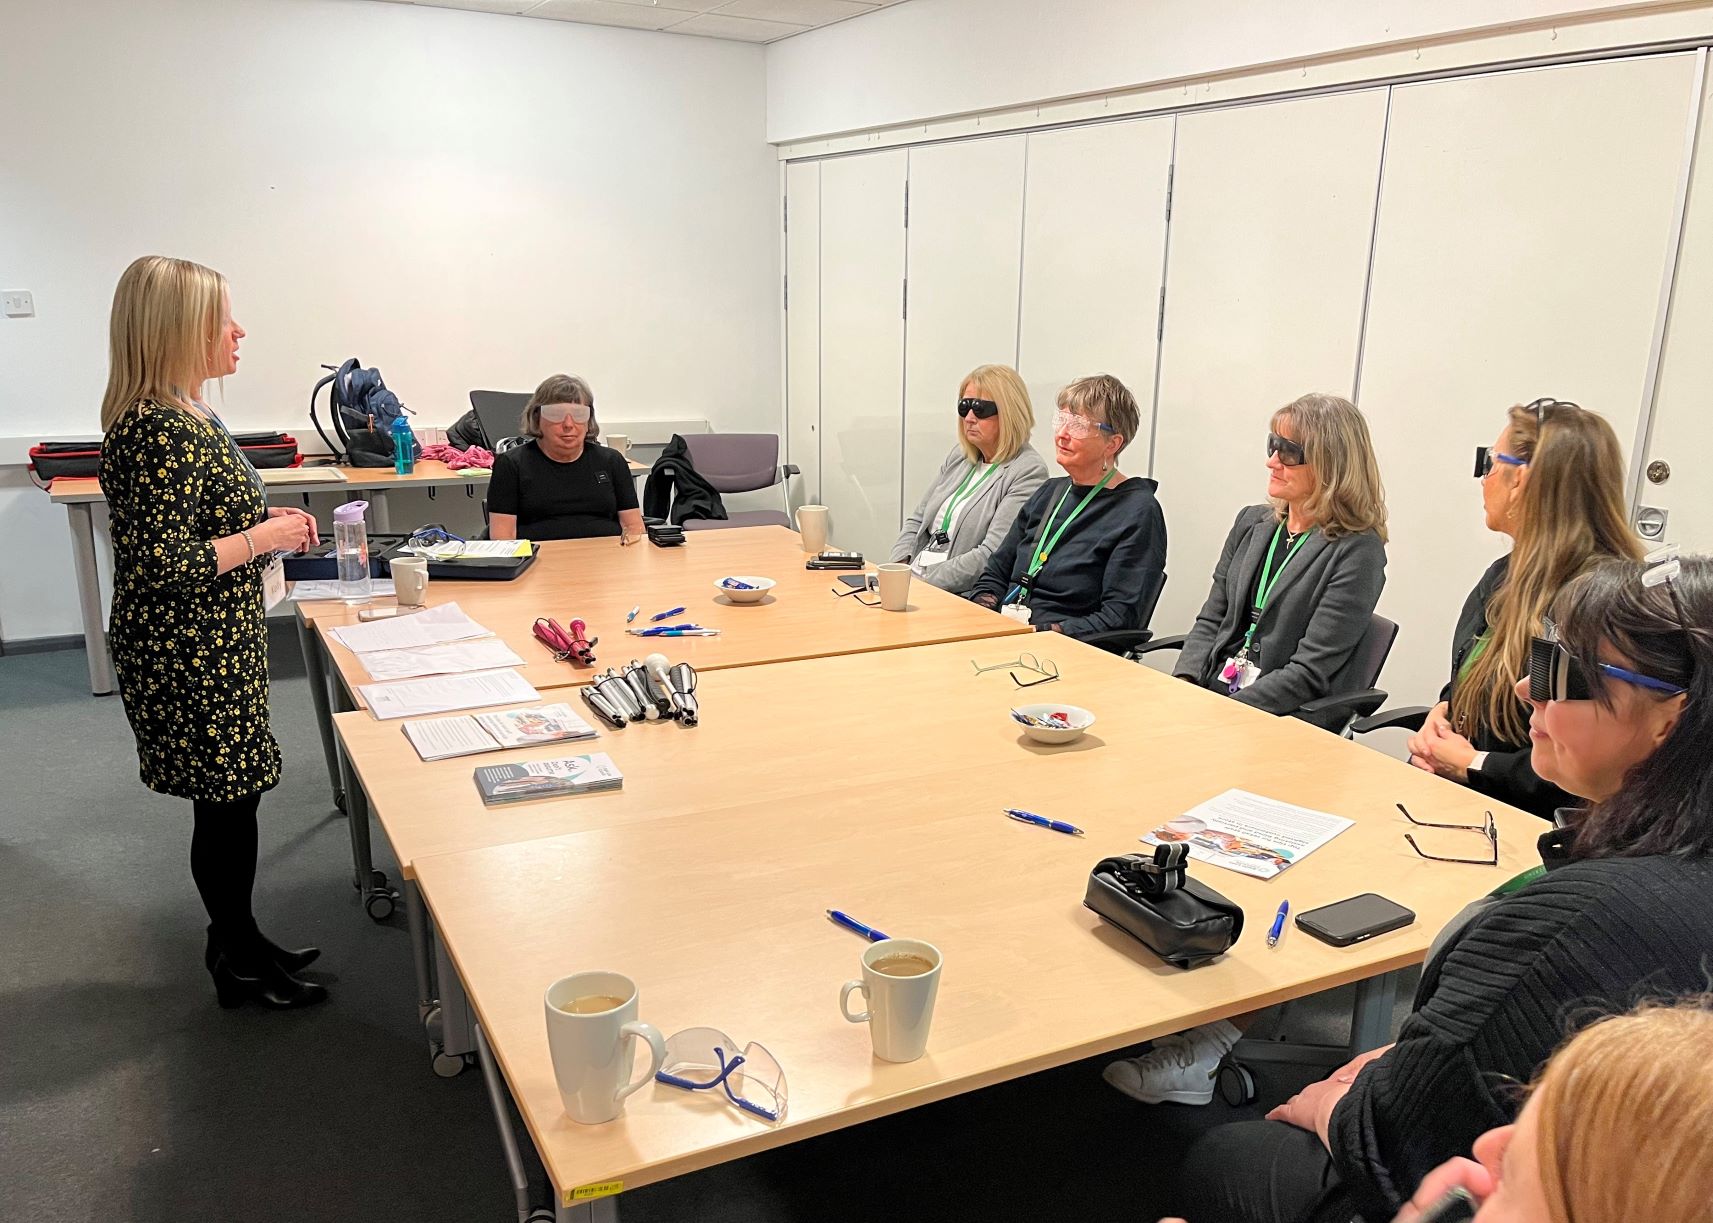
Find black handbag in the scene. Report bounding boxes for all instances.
[1084,844,1245,968]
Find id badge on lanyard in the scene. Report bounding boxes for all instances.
[914,531,952,572]
[262,555,287,609]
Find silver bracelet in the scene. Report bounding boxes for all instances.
[241,528,256,562]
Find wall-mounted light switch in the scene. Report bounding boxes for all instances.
[3,292,36,317]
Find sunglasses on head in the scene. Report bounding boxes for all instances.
[1527,620,1686,703]
[958,398,999,420]
[538,402,591,425]
[1266,432,1306,467]
[1524,397,1581,425]
[1474,446,1528,479]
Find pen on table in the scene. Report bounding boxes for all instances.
[1002,808,1085,837]
[1267,900,1290,947]
[825,909,889,942]
[626,605,640,623]
[650,606,687,622]
[627,625,719,637]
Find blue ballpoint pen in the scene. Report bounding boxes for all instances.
[651,606,687,622]
[1267,901,1290,947]
[626,605,640,623]
[1003,808,1085,837]
[826,909,889,942]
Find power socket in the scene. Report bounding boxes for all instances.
[3,291,35,318]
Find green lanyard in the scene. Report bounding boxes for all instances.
[1491,864,1545,897]
[1457,631,1492,682]
[937,463,998,534]
[1242,523,1313,650]
[1026,469,1116,579]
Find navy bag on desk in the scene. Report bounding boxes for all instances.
[309,358,415,467]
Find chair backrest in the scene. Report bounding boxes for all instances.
[1354,613,1400,689]
[681,434,781,494]
[468,390,531,450]
[1137,569,1167,637]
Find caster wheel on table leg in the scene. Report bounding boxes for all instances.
[370,869,390,890]
[334,790,347,815]
[432,1049,469,1078]
[526,1210,554,1223]
[1217,1058,1257,1106]
[365,891,396,922]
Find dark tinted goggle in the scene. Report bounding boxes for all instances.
[1527,633,1687,703]
[958,398,999,420]
[1266,432,1306,467]
[1475,446,1528,479]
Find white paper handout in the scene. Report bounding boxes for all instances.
[401,539,532,560]
[328,602,489,653]
[1140,788,1354,880]
[290,578,396,601]
[358,668,540,720]
[358,637,527,682]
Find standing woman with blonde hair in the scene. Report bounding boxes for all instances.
[1404,399,1642,816]
[100,256,325,1009]
[890,364,1048,594]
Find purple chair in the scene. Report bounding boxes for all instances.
[679,434,800,531]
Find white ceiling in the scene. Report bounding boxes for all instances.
[366,0,913,44]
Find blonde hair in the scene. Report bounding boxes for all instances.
[101,255,228,432]
[957,364,1034,465]
[1533,1000,1713,1223]
[521,373,600,443]
[1057,374,1141,456]
[1270,393,1388,543]
[1451,403,1642,744]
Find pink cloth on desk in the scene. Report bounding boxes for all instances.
[418,443,494,470]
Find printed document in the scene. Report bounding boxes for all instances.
[358,637,526,682]
[359,668,540,720]
[1141,788,1354,880]
[328,602,489,653]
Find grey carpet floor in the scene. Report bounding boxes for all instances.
[0,630,1413,1222]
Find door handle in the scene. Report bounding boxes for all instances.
[1634,505,1669,541]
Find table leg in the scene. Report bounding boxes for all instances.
[434,928,475,1060]
[475,1023,539,1223]
[66,502,115,696]
[334,714,398,922]
[405,879,436,1023]
[370,489,391,533]
[1349,969,1400,1055]
[294,615,343,805]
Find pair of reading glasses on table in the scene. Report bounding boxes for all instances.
[971,652,1059,689]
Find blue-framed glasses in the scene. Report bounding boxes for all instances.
[1528,618,1687,703]
[1474,446,1527,479]
[654,1027,786,1124]
[406,524,466,558]
[1052,408,1116,439]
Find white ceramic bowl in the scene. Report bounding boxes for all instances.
[715,575,776,605]
[1010,703,1095,745]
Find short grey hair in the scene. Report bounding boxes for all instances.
[520,373,600,442]
[1057,374,1140,455]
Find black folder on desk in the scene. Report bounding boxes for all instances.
[282,535,538,582]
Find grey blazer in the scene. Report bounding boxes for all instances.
[1175,504,1388,722]
[889,444,1050,594]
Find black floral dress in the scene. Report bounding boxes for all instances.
[100,400,282,802]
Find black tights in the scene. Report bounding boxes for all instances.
[191,794,262,953]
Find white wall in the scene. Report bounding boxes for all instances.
[765,0,1677,142]
[0,0,779,644]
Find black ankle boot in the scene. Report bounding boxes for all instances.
[210,953,329,1011]
[205,925,321,974]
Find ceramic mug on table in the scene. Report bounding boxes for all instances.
[797,505,830,553]
[876,563,912,612]
[544,971,667,1124]
[839,938,942,1063]
[389,556,429,607]
[606,434,632,457]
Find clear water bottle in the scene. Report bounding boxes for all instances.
[392,414,416,476]
[333,500,372,605]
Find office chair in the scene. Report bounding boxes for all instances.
[467,390,530,451]
[674,434,800,531]
[1080,569,1168,656]
[1109,612,1400,736]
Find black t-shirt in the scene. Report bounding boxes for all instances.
[486,441,638,540]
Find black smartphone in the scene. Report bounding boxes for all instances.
[1416,1188,1477,1223]
[1295,893,1416,947]
[836,574,875,590]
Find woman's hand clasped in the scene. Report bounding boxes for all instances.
[259,508,316,553]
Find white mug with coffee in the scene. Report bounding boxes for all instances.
[796,504,830,553]
[876,563,912,612]
[389,556,429,607]
[543,971,667,1124]
[839,938,942,1063]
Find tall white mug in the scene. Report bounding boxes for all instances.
[543,971,667,1124]
[839,938,942,1063]
[605,433,631,456]
[389,556,429,607]
[876,563,912,612]
[797,505,830,553]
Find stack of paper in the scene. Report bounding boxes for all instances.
[329,602,527,682]
[359,669,541,720]
[290,578,396,601]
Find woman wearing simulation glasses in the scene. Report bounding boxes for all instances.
[1168,554,1713,1223]
[488,373,643,541]
[967,374,1166,639]
[1172,392,1388,727]
[889,364,1048,595]
[1404,399,1641,818]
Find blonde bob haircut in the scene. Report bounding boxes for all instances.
[1532,999,1713,1223]
[521,374,601,444]
[957,364,1034,465]
[1270,393,1389,543]
[101,255,228,432]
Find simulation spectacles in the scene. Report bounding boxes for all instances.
[1523,397,1580,426]
[1474,446,1528,478]
[972,651,1059,688]
[1398,803,1498,866]
[654,1027,786,1124]
[1052,409,1116,440]
[406,524,466,558]
[958,397,1000,420]
[1266,432,1307,468]
[538,402,592,425]
[1527,617,1687,703]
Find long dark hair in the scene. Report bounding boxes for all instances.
[1556,556,1713,858]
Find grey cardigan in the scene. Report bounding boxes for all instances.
[889,444,1050,594]
[1175,504,1388,723]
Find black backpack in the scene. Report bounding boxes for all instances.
[309,358,414,466]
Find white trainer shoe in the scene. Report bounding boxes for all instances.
[1102,1019,1241,1105]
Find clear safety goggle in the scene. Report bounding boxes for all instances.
[538,402,592,425]
[653,1027,786,1124]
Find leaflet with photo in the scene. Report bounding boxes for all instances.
[473,753,625,806]
[1140,788,1354,880]
[402,703,598,761]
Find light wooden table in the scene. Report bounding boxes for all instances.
[410,646,1541,1219]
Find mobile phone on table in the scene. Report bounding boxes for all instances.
[1416,1188,1477,1223]
[1295,893,1415,947]
[836,574,876,590]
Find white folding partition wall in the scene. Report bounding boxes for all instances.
[1150,89,1390,638]
[1357,53,1698,711]
[784,160,822,503]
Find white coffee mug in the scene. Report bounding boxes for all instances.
[797,505,830,554]
[876,563,912,612]
[606,433,632,456]
[390,556,429,607]
[543,971,667,1124]
[839,938,942,1063]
